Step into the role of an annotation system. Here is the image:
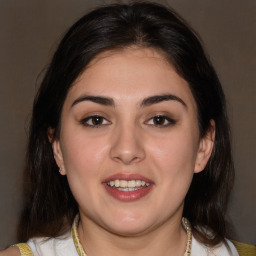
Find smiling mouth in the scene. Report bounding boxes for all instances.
[106,179,151,191]
[104,177,153,201]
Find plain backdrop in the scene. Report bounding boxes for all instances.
[0,0,255,248]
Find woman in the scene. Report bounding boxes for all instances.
[2,2,255,256]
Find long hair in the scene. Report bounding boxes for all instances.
[18,1,234,246]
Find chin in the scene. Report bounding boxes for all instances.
[106,223,153,237]
[100,212,155,237]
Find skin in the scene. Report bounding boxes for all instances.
[0,247,20,256]
[52,47,215,256]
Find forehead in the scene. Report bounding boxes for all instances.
[74,47,172,87]
[65,47,197,111]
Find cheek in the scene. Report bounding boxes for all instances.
[148,131,198,208]
[60,131,110,178]
[135,132,198,220]
[148,129,199,177]
[60,133,111,210]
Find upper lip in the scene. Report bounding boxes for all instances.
[102,173,154,184]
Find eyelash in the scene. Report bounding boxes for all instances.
[81,115,111,128]
[145,115,176,128]
[81,114,176,128]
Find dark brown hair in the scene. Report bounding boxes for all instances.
[18,1,234,246]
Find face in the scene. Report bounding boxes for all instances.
[53,47,214,236]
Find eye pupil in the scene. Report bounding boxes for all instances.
[92,116,103,125]
[154,116,165,125]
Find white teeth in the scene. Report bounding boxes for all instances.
[135,180,141,186]
[128,180,136,187]
[117,187,141,191]
[107,179,150,189]
[119,180,127,187]
[114,180,120,187]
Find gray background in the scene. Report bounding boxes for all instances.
[0,0,255,248]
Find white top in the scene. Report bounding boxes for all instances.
[27,232,76,256]
[27,231,239,256]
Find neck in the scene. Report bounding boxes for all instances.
[77,213,188,256]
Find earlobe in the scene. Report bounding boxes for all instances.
[52,140,66,175]
[194,120,215,173]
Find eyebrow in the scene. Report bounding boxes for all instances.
[141,94,187,108]
[71,94,187,109]
[71,95,115,108]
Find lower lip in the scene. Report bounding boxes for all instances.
[103,184,153,202]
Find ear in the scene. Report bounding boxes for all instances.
[194,120,215,173]
[52,139,66,176]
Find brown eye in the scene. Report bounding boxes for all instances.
[153,116,166,125]
[146,115,176,127]
[82,115,110,127]
[91,116,104,125]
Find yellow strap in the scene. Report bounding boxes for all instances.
[232,241,256,256]
[15,243,33,256]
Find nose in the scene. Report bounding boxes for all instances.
[110,124,145,165]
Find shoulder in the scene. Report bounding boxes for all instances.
[0,246,20,256]
[232,241,256,256]
[27,232,76,255]
[191,236,239,256]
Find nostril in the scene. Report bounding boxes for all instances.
[112,154,143,165]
